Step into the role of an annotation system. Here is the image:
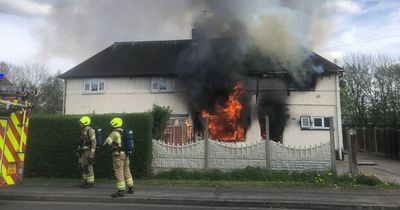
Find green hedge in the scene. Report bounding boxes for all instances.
[24,113,153,178]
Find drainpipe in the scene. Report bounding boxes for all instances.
[335,74,343,160]
[63,80,67,115]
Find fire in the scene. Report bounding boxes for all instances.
[201,82,245,141]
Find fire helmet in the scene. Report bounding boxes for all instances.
[110,117,123,128]
[80,116,91,126]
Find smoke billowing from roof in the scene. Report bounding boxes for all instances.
[0,0,335,71]
[178,0,331,140]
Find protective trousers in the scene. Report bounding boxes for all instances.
[112,153,134,191]
[80,150,95,184]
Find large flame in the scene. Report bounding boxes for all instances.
[201,82,245,141]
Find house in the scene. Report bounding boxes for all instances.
[59,35,344,159]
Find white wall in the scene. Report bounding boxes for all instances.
[65,77,190,115]
[64,75,342,149]
[283,75,341,148]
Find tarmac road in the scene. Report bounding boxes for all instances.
[0,200,297,210]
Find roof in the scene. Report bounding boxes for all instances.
[59,39,343,79]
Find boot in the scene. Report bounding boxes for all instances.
[81,183,94,189]
[80,181,87,188]
[127,186,134,194]
[111,190,125,197]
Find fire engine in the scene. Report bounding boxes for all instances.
[0,74,34,187]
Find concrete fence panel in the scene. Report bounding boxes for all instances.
[152,139,332,171]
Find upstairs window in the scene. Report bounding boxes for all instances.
[84,79,105,93]
[151,77,175,92]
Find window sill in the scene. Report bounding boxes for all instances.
[301,128,331,131]
[82,91,105,95]
[150,90,176,93]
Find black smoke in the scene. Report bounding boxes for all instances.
[176,1,327,139]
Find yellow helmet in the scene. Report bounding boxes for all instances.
[80,116,91,126]
[110,117,123,128]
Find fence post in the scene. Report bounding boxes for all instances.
[181,121,185,145]
[374,127,378,154]
[362,127,366,152]
[385,127,390,158]
[398,129,400,160]
[329,117,336,174]
[347,129,358,175]
[265,115,271,170]
[204,117,209,170]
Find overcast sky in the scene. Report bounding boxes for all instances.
[0,0,399,73]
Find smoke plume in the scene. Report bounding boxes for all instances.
[178,0,333,139]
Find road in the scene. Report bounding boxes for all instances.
[0,200,296,210]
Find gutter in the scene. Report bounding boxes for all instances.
[63,80,67,115]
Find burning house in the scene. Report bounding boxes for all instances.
[59,31,343,154]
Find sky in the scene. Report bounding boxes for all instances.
[0,0,399,74]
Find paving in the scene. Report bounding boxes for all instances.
[1,152,399,209]
[1,181,400,210]
[336,152,400,184]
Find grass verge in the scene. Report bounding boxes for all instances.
[143,167,399,189]
[24,167,399,189]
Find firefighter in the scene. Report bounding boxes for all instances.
[103,117,134,197]
[77,116,96,189]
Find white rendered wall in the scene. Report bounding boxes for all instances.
[64,75,342,149]
[283,75,340,148]
[65,77,190,115]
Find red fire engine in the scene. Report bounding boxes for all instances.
[0,75,34,187]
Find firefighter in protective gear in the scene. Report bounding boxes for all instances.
[104,117,134,197]
[77,116,97,189]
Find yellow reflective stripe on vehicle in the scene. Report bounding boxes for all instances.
[6,128,19,152]
[116,181,125,190]
[18,153,25,161]
[1,165,15,185]
[2,144,15,163]
[126,178,133,186]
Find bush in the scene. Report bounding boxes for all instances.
[152,104,172,140]
[355,174,381,186]
[24,113,153,178]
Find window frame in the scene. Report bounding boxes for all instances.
[151,77,175,93]
[83,79,105,94]
[300,116,311,129]
[312,116,331,130]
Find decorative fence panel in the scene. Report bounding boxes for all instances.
[152,139,332,171]
[270,141,331,171]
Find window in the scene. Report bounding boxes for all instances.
[300,116,311,129]
[84,79,105,93]
[312,117,331,129]
[151,77,175,92]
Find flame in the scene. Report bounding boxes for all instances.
[201,82,245,141]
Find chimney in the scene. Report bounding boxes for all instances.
[191,27,206,44]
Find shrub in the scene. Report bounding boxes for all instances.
[24,113,153,178]
[152,104,172,140]
[355,174,381,186]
